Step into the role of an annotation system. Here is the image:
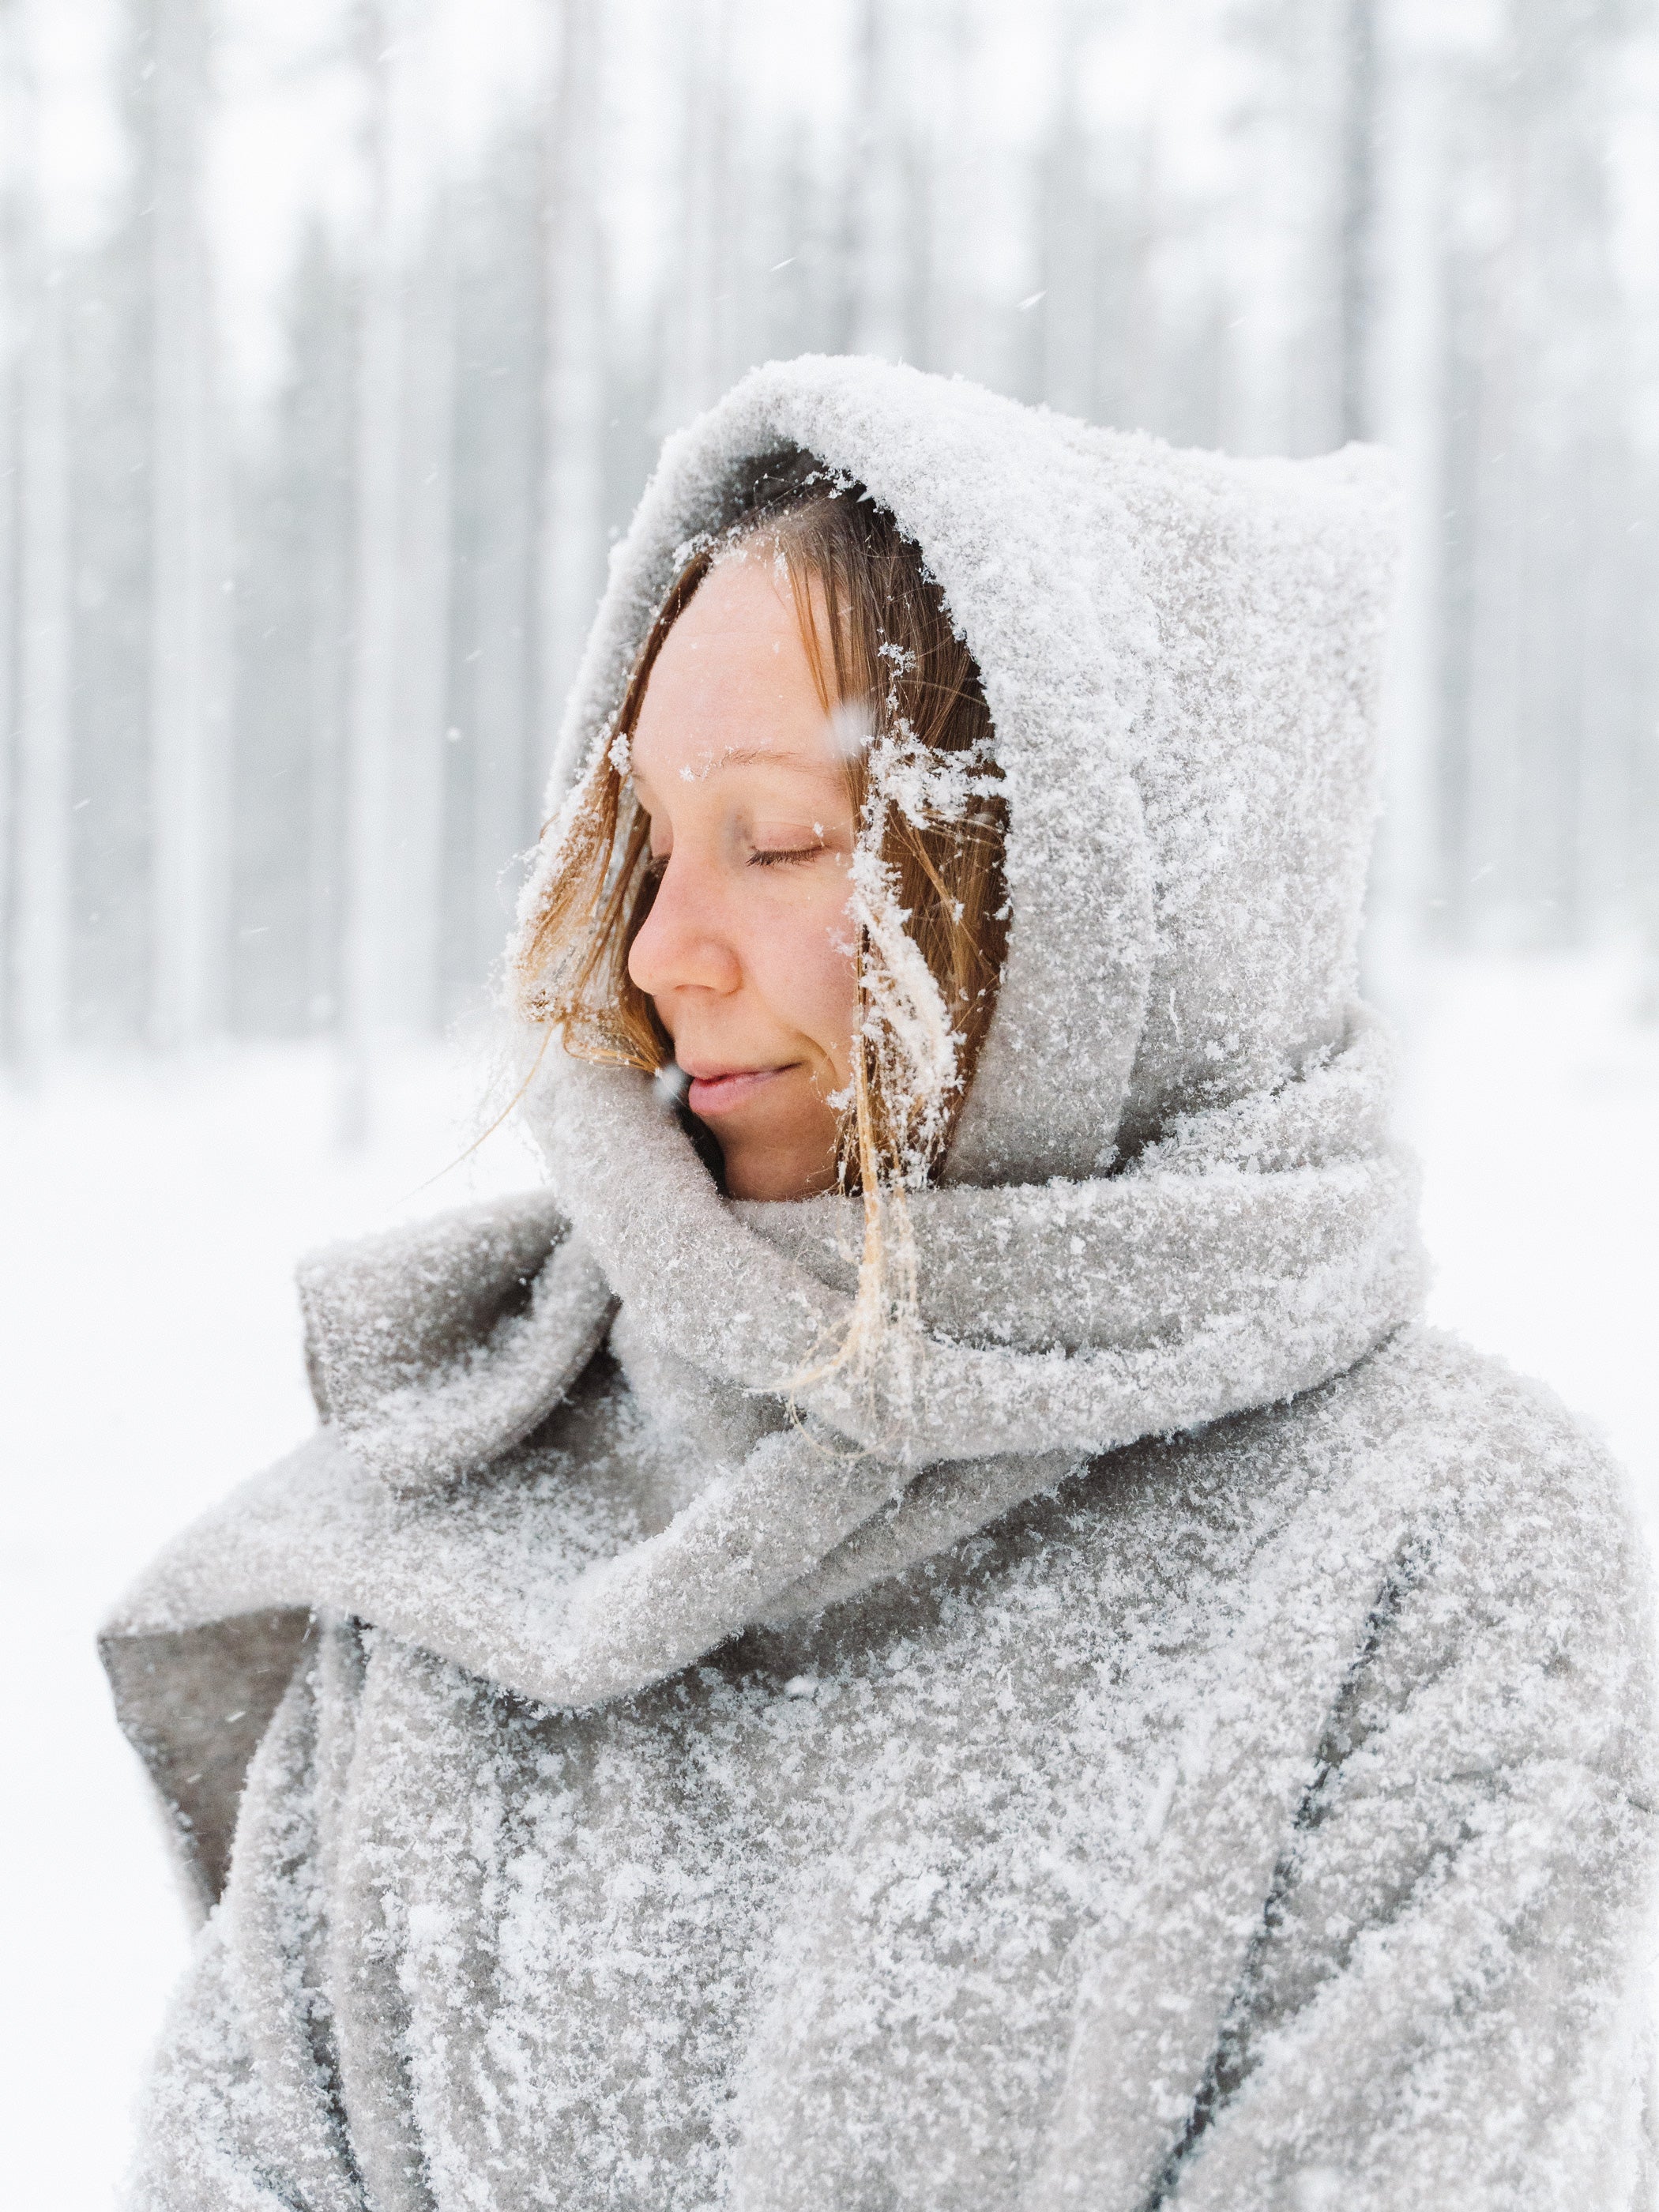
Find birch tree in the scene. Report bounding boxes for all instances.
[1363,17,1450,1010]
[1037,1,1100,420]
[9,0,70,1074]
[1448,0,1631,940]
[660,0,732,427]
[389,154,455,1033]
[230,220,356,1036]
[338,0,407,1141]
[536,0,606,792]
[1338,0,1379,445]
[145,0,227,1048]
[0,0,19,1057]
[842,0,912,364]
[443,120,544,1006]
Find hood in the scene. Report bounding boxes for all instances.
[516,354,1399,1179]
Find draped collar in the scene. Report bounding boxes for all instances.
[292,1009,1422,1709]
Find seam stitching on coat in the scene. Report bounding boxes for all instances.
[1138,1540,1430,2210]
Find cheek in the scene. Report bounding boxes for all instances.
[749,883,857,1063]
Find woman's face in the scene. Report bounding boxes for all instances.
[626,554,859,1202]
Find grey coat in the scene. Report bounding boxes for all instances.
[106,359,1657,2209]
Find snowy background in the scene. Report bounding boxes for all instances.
[3,0,1659,2203]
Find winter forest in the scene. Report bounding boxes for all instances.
[4,0,1659,1090]
[6,7,1659,2202]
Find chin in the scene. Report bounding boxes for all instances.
[720,1138,839,1204]
[707,1093,841,1203]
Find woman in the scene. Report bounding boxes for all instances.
[107,357,1655,2209]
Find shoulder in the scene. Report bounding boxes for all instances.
[1050,1322,1643,1581]
[1033,1326,1654,1760]
[1320,1325,1650,1607]
[1159,1322,1646,1581]
[1202,1326,1657,1782]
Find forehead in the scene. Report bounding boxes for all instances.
[630,555,842,787]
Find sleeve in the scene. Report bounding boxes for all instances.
[1164,1416,1659,2211]
[126,1631,370,2212]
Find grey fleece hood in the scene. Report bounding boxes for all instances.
[521,353,1400,1178]
[102,357,1422,1907]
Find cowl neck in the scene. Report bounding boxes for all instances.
[291,1006,1422,1710]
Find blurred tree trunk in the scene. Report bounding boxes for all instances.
[1339,0,1379,444]
[536,0,606,799]
[442,118,544,1009]
[1447,0,1628,945]
[225,218,355,1037]
[338,0,406,1142]
[145,0,228,1048]
[9,3,70,1074]
[661,0,731,428]
[1363,27,1448,1015]
[844,0,910,365]
[0,0,19,1057]
[1038,3,1097,420]
[390,169,454,1035]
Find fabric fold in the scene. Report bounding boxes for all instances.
[251,1000,1424,1702]
[298,1194,615,1495]
[282,1000,1421,1604]
[525,1006,1424,1480]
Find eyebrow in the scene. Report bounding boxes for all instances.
[705,743,822,773]
[638,742,830,789]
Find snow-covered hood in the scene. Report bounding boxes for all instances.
[517,354,1401,1179]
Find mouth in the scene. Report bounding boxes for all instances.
[681,1063,793,1116]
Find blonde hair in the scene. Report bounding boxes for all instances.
[513,455,1009,1403]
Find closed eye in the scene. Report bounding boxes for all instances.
[749,845,827,867]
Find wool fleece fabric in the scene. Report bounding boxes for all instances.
[105,357,1657,2211]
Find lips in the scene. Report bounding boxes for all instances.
[683,1064,790,1116]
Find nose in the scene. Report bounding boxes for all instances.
[626,855,743,1006]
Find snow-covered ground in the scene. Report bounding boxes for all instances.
[4,950,1656,2209]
